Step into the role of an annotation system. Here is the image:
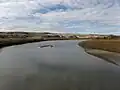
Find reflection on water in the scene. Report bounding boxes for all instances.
[0,40,120,90]
[0,49,2,53]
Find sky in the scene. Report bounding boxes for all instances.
[0,0,120,34]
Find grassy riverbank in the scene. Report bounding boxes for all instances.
[0,37,44,48]
[79,40,120,53]
[0,32,90,48]
[79,40,120,66]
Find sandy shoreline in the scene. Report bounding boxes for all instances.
[79,42,120,66]
[85,49,120,66]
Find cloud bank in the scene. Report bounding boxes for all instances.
[0,0,120,34]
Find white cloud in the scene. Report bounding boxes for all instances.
[0,0,120,34]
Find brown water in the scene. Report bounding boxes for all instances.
[0,40,120,90]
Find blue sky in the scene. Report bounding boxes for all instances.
[0,0,120,34]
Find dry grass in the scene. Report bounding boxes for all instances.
[79,40,120,53]
[0,37,44,48]
[0,36,67,48]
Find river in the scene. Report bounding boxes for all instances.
[0,40,120,90]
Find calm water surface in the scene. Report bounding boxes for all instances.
[0,40,120,90]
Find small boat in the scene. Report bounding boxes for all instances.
[38,44,54,48]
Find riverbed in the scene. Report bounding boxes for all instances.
[0,40,120,90]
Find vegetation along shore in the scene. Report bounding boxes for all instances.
[0,32,89,48]
[79,39,120,66]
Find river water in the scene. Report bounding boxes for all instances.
[0,40,120,90]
